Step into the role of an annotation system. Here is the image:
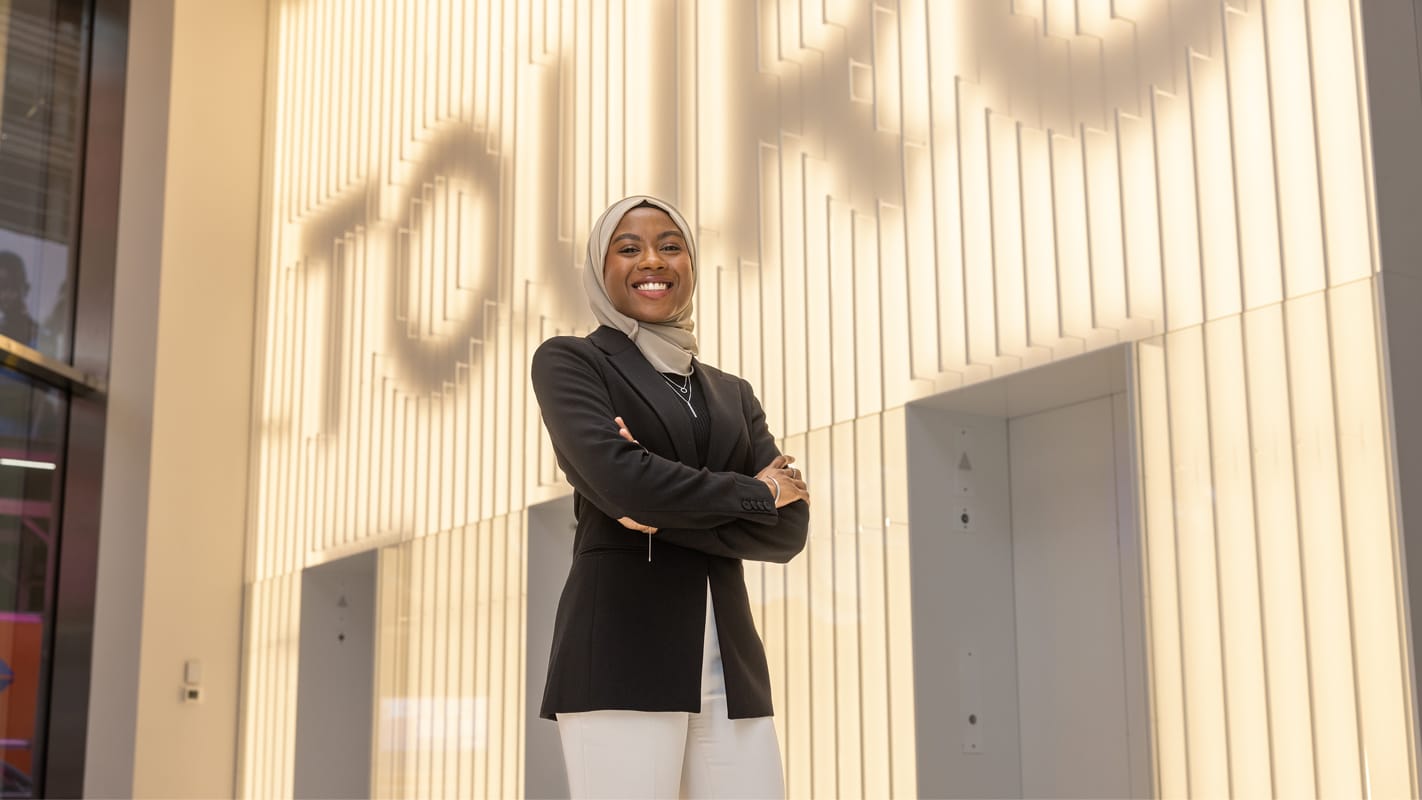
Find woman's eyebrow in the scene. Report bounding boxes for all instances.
[612,230,682,244]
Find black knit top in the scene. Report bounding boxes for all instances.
[661,369,711,464]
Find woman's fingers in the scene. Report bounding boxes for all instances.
[786,475,809,504]
[613,416,638,444]
[762,455,787,471]
[617,516,657,534]
[758,461,810,508]
[755,454,791,482]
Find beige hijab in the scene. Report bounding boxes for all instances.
[583,195,699,375]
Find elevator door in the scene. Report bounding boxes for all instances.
[1009,395,1147,798]
[294,550,378,800]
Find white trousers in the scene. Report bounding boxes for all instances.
[556,585,784,799]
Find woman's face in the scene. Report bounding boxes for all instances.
[602,207,694,324]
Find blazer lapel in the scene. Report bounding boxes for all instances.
[694,362,744,471]
[590,327,699,465]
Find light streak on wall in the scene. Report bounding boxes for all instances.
[242,0,1414,797]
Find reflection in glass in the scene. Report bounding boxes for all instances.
[0,366,65,799]
[0,0,86,361]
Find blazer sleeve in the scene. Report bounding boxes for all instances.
[652,379,810,563]
[531,338,780,530]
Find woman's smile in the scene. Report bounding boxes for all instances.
[631,278,674,298]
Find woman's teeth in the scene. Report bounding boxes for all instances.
[636,282,670,291]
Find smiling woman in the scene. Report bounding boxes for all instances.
[531,195,810,799]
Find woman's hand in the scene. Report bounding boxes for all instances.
[612,416,657,534]
[618,516,657,534]
[756,455,810,508]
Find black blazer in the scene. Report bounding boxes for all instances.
[531,326,809,720]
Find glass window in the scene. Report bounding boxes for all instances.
[0,1,91,795]
[0,367,64,799]
[0,0,86,362]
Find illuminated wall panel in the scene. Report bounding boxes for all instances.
[1242,302,1316,798]
[243,0,1415,797]
[1330,281,1415,795]
[1202,317,1270,799]
[1163,326,1229,796]
[1137,283,1415,797]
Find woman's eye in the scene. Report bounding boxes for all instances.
[661,244,681,253]
[619,247,639,255]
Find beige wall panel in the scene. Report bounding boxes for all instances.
[92,0,266,796]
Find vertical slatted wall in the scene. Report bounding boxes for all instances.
[240,0,1415,797]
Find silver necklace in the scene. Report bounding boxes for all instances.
[661,372,697,418]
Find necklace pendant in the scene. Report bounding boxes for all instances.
[661,372,697,418]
